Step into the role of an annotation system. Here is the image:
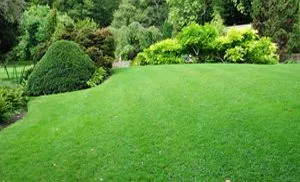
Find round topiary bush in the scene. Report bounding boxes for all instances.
[26,40,96,96]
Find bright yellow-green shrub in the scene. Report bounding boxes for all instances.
[134,39,183,65]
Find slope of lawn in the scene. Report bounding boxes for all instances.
[1,64,300,181]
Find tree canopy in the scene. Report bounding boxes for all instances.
[0,0,25,56]
[111,0,168,28]
[252,0,300,55]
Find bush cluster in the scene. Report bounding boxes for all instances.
[134,23,279,65]
[87,67,109,88]
[0,86,27,121]
[61,19,115,70]
[135,39,183,65]
[26,40,96,96]
[177,23,219,61]
[112,22,162,61]
[217,29,279,64]
[6,7,115,72]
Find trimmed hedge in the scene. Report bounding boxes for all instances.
[26,40,96,96]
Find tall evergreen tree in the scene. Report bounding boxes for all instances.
[0,0,25,56]
[252,0,300,56]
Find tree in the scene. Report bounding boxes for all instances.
[176,23,219,61]
[112,22,162,60]
[0,0,25,57]
[167,0,253,31]
[252,0,299,56]
[7,5,74,63]
[27,0,120,27]
[91,0,121,27]
[287,12,300,53]
[61,19,116,69]
[167,0,216,31]
[111,0,168,28]
[219,0,252,25]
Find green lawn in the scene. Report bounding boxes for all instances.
[1,64,300,181]
[0,65,29,87]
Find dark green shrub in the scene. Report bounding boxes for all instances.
[26,40,96,96]
[134,39,183,65]
[286,60,299,64]
[61,20,115,70]
[85,28,115,69]
[252,0,299,56]
[87,67,108,88]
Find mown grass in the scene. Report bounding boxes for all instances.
[0,64,300,181]
[0,65,30,87]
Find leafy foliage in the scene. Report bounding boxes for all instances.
[6,5,74,63]
[137,24,279,65]
[224,46,246,63]
[287,12,300,53]
[113,22,162,61]
[215,28,258,55]
[111,0,168,28]
[61,20,115,69]
[167,0,215,31]
[0,94,11,120]
[27,0,120,27]
[20,66,34,85]
[247,37,279,64]
[219,28,279,64]
[134,39,183,65]
[0,86,27,121]
[26,40,96,96]
[167,0,253,32]
[252,0,299,56]
[177,23,219,62]
[0,0,25,24]
[87,67,109,87]
[0,0,25,55]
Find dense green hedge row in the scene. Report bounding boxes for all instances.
[134,23,279,65]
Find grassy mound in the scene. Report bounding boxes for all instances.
[26,40,96,96]
[1,64,300,181]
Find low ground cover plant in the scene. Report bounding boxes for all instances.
[87,67,109,87]
[0,86,27,122]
